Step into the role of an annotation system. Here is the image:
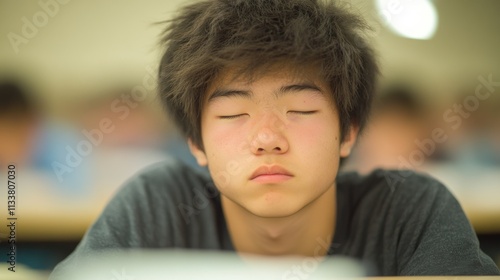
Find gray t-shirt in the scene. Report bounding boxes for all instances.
[50,159,499,277]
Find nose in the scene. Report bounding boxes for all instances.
[249,114,289,155]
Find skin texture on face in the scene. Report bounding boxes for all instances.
[189,65,357,220]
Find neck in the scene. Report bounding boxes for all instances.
[222,186,336,258]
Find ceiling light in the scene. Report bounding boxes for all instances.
[376,0,438,40]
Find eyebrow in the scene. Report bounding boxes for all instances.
[207,82,324,103]
[207,89,251,103]
[276,83,324,98]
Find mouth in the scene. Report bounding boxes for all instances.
[250,165,293,183]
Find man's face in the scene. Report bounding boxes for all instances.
[189,66,357,218]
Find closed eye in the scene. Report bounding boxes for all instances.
[218,114,248,119]
[288,110,318,115]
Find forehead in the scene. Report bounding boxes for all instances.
[204,63,330,100]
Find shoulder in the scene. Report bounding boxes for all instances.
[114,157,213,207]
[342,169,468,232]
[337,169,453,211]
[93,158,217,245]
[335,169,499,275]
[123,156,210,189]
[335,168,464,256]
[336,169,459,229]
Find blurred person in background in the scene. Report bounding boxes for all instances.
[443,90,500,168]
[68,88,175,183]
[0,81,39,167]
[0,80,89,195]
[344,83,431,173]
[74,89,169,149]
[72,87,209,173]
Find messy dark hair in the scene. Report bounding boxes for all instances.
[158,0,378,149]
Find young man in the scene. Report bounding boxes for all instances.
[51,0,499,277]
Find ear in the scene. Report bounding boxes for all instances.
[340,125,359,158]
[188,138,208,166]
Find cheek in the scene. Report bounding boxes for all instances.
[286,124,340,200]
[203,123,257,192]
[203,121,249,168]
[294,119,341,190]
[290,116,341,161]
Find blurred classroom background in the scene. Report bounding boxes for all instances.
[0,0,499,278]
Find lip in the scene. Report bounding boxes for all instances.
[250,165,293,183]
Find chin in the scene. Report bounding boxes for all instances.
[246,200,303,219]
[249,209,298,219]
